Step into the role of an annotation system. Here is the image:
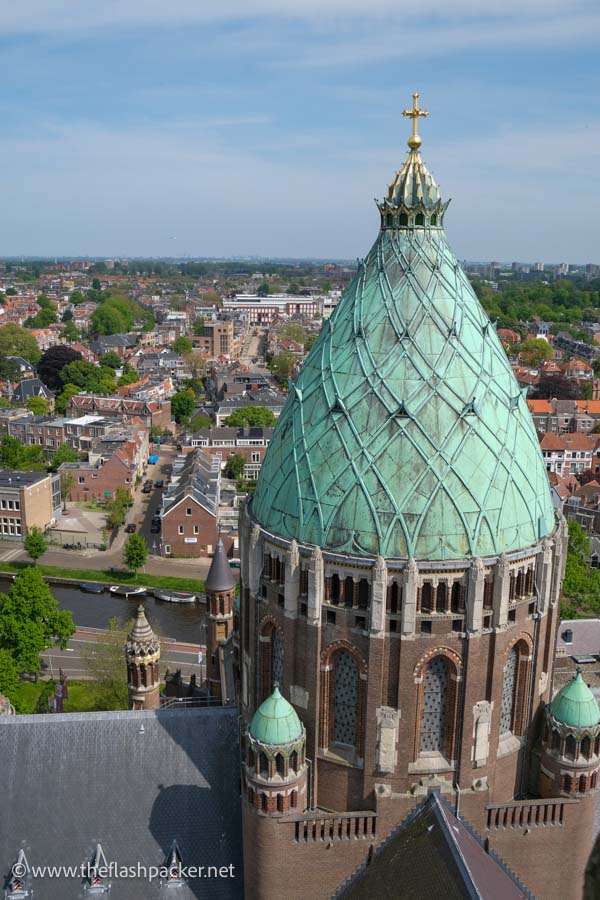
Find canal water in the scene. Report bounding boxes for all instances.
[0,576,204,644]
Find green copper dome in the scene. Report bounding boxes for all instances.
[249,686,303,745]
[550,672,600,730]
[252,100,554,561]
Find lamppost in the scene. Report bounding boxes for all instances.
[199,620,207,687]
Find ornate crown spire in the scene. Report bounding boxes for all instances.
[377,91,448,230]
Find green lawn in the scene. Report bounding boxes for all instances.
[8,680,128,714]
[0,561,204,593]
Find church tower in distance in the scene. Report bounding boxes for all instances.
[239,94,592,900]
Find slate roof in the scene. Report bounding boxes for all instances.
[337,792,531,900]
[205,537,236,594]
[10,378,54,403]
[0,706,243,899]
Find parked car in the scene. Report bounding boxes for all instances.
[125,523,137,533]
[150,522,161,534]
[155,507,162,516]
[142,482,153,494]
[155,479,164,488]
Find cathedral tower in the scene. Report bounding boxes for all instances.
[125,604,161,710]
[239,94,576,899]
[205,534,236,699]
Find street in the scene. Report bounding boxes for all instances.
[40,627,204,682]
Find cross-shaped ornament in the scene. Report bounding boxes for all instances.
[402,92,428,150]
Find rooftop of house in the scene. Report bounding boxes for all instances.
[0,470,52,489]
[163,448,221,518]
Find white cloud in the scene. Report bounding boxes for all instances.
[0,118,598,261]
[0,0,596,31]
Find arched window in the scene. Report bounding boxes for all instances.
[248,747,255,768]
[291,790,298,808]
[358,579,370,609]
[582,736,592,759]
[332,651,359,747]
[248,787,254,804]
[388,582,401,614]
[451,582,464,613]
[386,213,393,227]
[419,656,449,754]
[259,753,269,778]
[551,729,561,752]
[330,574,340,604]
[399,212,409,226]
[592,772,598,790]
[563,774,573,794]
[276,754,285,777]
[436,583,447,613]
[261,793,268,812]
[277,794,284,812]
[579,774,587,793]
[290,750,298,772]
[500,647,518,735]
[430,214,437,226]
[565,735,578,759]
[344,576,355,608]
[260,622,283,700]
[415,213,425,226]
[595,736,600,756]
[421,583,433,612]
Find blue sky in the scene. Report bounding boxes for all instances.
[0,1,599,261]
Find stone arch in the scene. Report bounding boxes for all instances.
[320,641,366,758]
[500,635,533,738]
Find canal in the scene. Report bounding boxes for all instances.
[0,576,205,644]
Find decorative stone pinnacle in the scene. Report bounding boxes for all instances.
[402,92,428,150]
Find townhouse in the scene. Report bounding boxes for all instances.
[184,425,273,480]
[539,432,598,476]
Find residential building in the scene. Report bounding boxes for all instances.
[215,388,285,426]
[185,426,273,479]
[60,427,149,502]
[160,449,232,557]
[540,432,597,474]
[0,470,61,539]
[193,318,237,357]
[66,394,173,431]
[10,379,55,411]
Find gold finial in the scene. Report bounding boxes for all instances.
[402,92,428,151]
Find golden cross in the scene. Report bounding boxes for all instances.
[402,92,428,151]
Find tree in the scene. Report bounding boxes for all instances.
[51,444,79,469]
[173,336,193,354]
[61,359,104,390]
[61,320,80,342]
[38,345,83,391]
[224,453,246,480]
[70,290,85,305]
[224,406,277,427]
[24,526,48,564]
[257,282,269,297]
[4,287,17,296]
[281,323,305,343]
[0,647,19,708]
[81,616,131,710]
[268,351,297,380]
[530,375,581,400]
[149,424,162,443]
[25,305,57,328]
[569,520,590,561]
[304,333,317,352]
[518,338,552,367]
[55,383,81,416]
[0,567,75,675]
[190,412,213,430]
[0,355,21,383]
[171,389,195,424]
[92,278,102,291]
[194,317,206,335]
[0,436,46,471]
[0,324,41,364]
[26,396,49,416]
[59,470,75,509]
[99,351,122,369]
[124,532,148,579]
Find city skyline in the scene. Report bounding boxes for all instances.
[0,1,598,259]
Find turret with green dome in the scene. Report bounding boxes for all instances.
[550,671,600,730]
[251,93,554,561]
[250,685,304,746]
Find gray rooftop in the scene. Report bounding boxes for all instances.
[0,706,243,899]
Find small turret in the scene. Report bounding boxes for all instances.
[205,535,236,700]
[243,686,307,816]
[539,671,600,798]
[125,605,161,710]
